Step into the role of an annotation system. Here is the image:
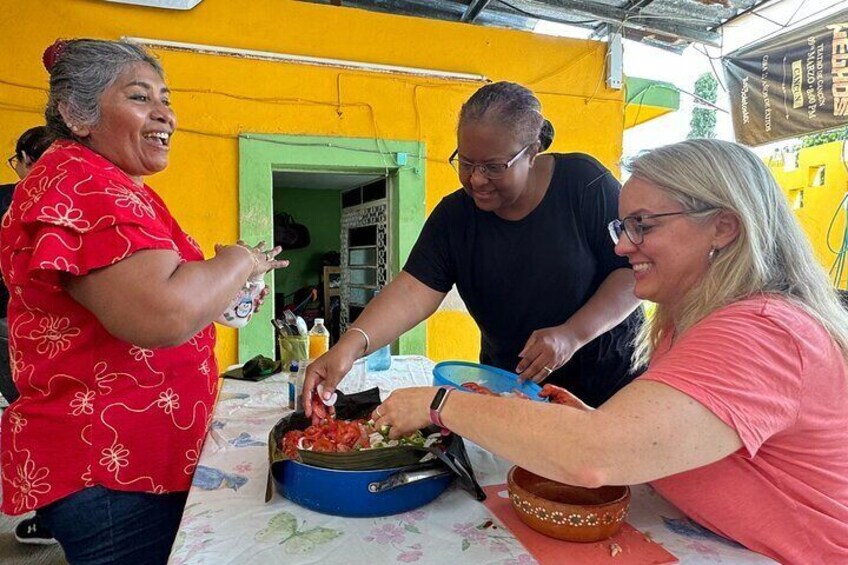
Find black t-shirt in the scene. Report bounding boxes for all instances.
[0,183,14,319]
[404,153,641,406]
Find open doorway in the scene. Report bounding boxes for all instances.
[237,134,426,363]
[272,173,388,347]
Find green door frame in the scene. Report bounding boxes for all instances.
[237,133,427,363]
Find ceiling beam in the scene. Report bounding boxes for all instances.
[591,0,655,39]
[505,0,722,46]
[718,0,780,29]
[461,0,493,22]
[297,0,535,31]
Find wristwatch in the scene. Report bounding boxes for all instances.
[429,386,454,432]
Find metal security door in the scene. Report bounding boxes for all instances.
[339,183,391,331]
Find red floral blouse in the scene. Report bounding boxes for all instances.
[0,140,218,514]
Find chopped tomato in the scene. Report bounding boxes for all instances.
[462,382,498,395]
[281,416,377,457]
[311,437,337,452]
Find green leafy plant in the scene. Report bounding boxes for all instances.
[688,73,718,140]
[800,126,848,148]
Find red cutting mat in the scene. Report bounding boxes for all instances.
[483,484,678,565]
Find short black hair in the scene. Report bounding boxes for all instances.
[459,81,554,151]
[15,126,53,162]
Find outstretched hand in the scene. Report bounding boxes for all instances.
[215,240,289,279]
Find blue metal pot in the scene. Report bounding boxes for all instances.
[272,459,454,517]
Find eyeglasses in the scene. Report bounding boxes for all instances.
[449,144,532,180]
[608,208,719,245]
[7,154,20,171]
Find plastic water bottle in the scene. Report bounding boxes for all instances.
[308,318,330,360]
[366,343,391,372]
[364,289,391,371]
[287,361,298,410]
[295,362,306,411]
[216,275,265,329]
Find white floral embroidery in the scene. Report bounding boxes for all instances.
[38,202,90,230]
[157,388,180,414]
[95,372,117,393]
[69,390,95,416]
[8,411,27,434]
[199,360,210,376]
[20,174,52,214]
[129,346,154,362]
[81,465,94,487]
[100,444,130,474]
[184,438,203,475]
[11,458,50,513]
[38,256,80,275]
[104,184,155,219]
[31,315,80,359]
[9,345,22,375]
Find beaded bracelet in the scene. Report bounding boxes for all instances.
[347,327,370,356]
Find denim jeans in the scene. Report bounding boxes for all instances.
[39,486,188,565]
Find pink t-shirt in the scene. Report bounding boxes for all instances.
[641,296,848,563]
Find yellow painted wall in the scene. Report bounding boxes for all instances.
[766,141,848,288]
[0,0,624,366]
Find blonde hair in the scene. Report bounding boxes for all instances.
[627,139,848,367]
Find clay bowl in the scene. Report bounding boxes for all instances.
[507,466,630,543]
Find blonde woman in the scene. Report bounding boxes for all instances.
[376,139,848,563]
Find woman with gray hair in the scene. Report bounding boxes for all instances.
[375,139,848,562]
[0,39,288,564]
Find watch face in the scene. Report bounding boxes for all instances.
[430,387,448,410]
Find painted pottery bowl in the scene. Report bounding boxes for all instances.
[507,465,630,542]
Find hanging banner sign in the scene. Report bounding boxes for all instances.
[723,8,848,146]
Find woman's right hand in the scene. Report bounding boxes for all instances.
[302,336,363,417]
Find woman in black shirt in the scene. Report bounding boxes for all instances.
[305,82,641,409]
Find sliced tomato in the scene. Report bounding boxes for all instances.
[462,382,498,395]
[312,437,337,452]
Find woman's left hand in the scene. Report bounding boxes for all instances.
[239,240,289,278]
[213,241,289,279]
[371,386,436,439]
[516,326,582,383]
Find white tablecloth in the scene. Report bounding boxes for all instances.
[169,355,775,565]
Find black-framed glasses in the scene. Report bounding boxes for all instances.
[449,144,532,180]
[608,208,719,245]
[7,154,20,171]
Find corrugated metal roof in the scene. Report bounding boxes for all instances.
[297,0,774,51]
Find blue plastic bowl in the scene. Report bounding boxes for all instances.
[432,361,546,402]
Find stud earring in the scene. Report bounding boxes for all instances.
[708,246,717,262]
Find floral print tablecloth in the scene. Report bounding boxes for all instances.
[169,356,775,565]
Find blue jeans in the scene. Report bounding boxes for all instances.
[39,486,188,565]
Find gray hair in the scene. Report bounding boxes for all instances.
[459,81,555,151]
[627,139,848,366]
[45,39,163,139]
